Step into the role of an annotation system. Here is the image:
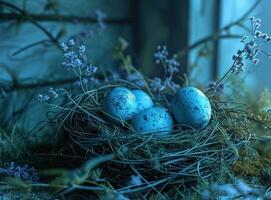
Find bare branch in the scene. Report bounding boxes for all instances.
[178,0,261,57]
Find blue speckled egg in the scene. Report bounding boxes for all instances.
[172,87,211,129]
[102,87,137,121]
[132,90,153,113]
[131,107,173,135]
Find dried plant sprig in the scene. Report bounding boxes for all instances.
[0,162,39,182]
[60,39,98,75]
[212,17,271,91]
[95,9,107,31]
[36,38,100,101]
[0,192,41,200]
[126,72,146,88]
[150,46,180,92]
[38,87,62,102]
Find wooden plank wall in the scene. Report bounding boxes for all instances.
[0,0,190,134]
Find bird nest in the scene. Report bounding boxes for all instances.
[53,81,251,199]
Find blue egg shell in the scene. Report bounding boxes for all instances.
[102,87,137,121]
[172,87,211,129]
[131,107,173,135]
[132,90,154,113]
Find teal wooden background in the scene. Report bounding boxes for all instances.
[0,0,190,138]
[0,0,133,137]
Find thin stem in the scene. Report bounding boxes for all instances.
[178,0,261,57]
[178,34,242,57]
[12,39,50,56]
[216,49,244,86]
[30,20,58,45]
[0,1,59,47]
[221,0,261,31]
[31,183,106,191]
[119,52,131,75]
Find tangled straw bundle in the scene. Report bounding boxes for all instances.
[53,82,251,198]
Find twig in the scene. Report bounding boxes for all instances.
[178,34,243,56]
[220,0,261,32]
[12,39,51,56]
[31,183,105,191]
[178,0,261,57]
[215,49,245,88]
[7,91,37,123]
[0,1,59,47]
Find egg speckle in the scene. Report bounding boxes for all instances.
[172,87,211,129]
[131,107,173,135]
[132,90,153,113]
[102,87,137,121]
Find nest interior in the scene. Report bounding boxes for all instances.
[52,84,251,198]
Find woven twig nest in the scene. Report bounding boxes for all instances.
[56,83,251,198]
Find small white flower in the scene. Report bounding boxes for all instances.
[79,45,86,54]
[68,39,75,46]
[59,42,68,51]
